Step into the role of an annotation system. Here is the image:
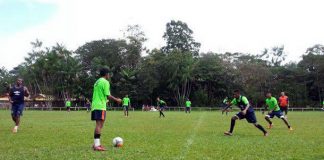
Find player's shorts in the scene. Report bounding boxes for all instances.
[185,107,190,111]
[236,111,257,123]
[279,106,288,112]
[11,103,24,117]
[266,110,284,118]
[159,106,165,111]
[91,110,106,121]
[123,105,129,111]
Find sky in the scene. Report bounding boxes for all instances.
[1,0,324,70]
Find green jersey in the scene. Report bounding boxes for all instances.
[185,100,191,107]
[122,97,130,106]
[158,100,166,106]
[231,96,249,106]
[65,101,71,107]
[265,97,280,111]
[223,98,228,104]
[91,77,110,111]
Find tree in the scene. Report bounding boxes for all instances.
[259,46,286,67]
[162,20,201,56]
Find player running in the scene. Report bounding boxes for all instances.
[224,90,268,136]
[278,92,289,116]
[122,95,131,117]
[157,97,166,118]
[91,68,121,151]
[185,98,191,114]
[265,92,293,131]
[8,78,30,133]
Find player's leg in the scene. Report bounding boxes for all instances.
[126,106,129,117]
[265,113,274,129]
[224,114,240,136]
[253,123,268,136]
[123,106,126,117]
[284,107,288,115]
[279,114,293,130]
[246,111,267,135]
[159,107,165,117]
[92,110,106,151]
[189,107,191,113]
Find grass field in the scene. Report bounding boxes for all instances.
[0,110,323,160]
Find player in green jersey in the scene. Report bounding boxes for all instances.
[91,68,122,151]
[157,97,166,118]
[264,92,293,131]
[122,95,131,117]
[185,98,191,114]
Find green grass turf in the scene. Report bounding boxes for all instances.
[0,110,323,160]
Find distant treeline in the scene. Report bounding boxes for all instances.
[1,21,323,108]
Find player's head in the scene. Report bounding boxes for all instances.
[99,68,110,79]
[281,92,285,96]
[16,78,23,86]
[125,94,128,97]
[187,98,189,101]
[233,90,240,98]
[266,92,272,98]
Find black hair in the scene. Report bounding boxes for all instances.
[99,68,109,77]
[234,90,240,93]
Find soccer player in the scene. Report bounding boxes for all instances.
[66,99,71,112]
[224,90,268,136]
[221,96,230,115]
[85,99,91,112]
[91,68,121,151]
[8,78,30,133]
[122,95,131,117]
[157,97,166,118]
[185,98,191,114]
[265,92,293,131]
[278,92,289,116]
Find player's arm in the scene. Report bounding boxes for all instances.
[241,97,249,115]
[8,88,13,103]
[129,99,131,108]
[108,95,121,104]
[287,97,289,107]
[24,86,30,97]
[223,101,234,111]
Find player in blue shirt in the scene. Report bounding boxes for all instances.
[8,78,30,133]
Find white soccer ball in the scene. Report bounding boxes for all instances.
[112,137,123,147]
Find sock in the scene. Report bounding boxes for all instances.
[94,139,100,147]
[255,124,267,134]
[94,134,101,147]
[229,119,235,133]
[14,126,18,130]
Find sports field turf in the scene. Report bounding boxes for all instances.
[0,110,323,160]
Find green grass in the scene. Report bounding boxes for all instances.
[0,110,323,160]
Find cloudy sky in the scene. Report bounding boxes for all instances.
[1,0,324,69]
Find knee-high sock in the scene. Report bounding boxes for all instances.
[229,119,235,133]
[255,124,267,134]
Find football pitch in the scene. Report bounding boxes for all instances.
[0,110,323,160]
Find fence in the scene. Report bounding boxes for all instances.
[0,104,323,112]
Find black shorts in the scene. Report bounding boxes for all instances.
[91,110,106,121]
[123,105,129,111]
[185,107,190,111]
[266,110,284,118]
[280,106,288,112]
[236,111,257,123]
[11,103,24,117]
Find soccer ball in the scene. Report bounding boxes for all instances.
[112,137,123,147]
